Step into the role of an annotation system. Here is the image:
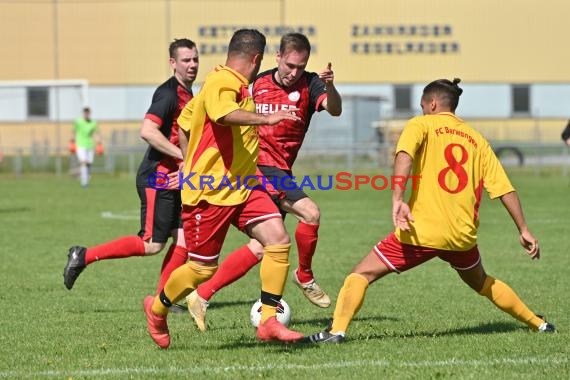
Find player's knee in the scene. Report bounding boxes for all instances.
[473,274,489,294]
[304,207,320,224]
[144,241,165,255]
[297,200,321,224]
[247,240,265,259]
[350,270,376,284]
[262,226,290,245]
[271,231,290,245]
[459,270,487,293]
[250,219,290,246]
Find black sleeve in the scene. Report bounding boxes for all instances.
[307,72,326,112]
[146,86,177,126]
[561,119,570,141]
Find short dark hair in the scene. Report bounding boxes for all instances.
[279,33,311,55]
[228,29,266,58]
[422,78,463,111]
[169,38,196,59]
[83,107,91,113]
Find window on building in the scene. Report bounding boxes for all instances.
[27,87,49,118]
[394,85,412,116]
[512,85,530,115]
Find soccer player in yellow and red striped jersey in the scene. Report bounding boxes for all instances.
[305,78,555,344]
[184,34,342,326]
[143,29,306,349]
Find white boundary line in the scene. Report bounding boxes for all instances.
[1,357,567,378]
[100,211,139,221]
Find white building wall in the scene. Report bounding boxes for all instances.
[532,85,570,117]
[1,83,569,122]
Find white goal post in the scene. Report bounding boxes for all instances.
[0,79,90,175]
[0,79,89,122]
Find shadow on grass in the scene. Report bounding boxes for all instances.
[151,316,526,352]
[439,321,523,335]
[294,314,400,329]
[212,316,403,351]
[208,299,255,309]
[0,206,31,213]
[353,320,523,341]
[213,320,522,350]
[214,337,319,351]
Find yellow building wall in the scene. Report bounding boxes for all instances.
[2,0,570,85]
[1,1,567,153]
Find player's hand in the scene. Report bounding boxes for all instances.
[95,142,104,155]
[319,62,334,85]
[69,139,77,154]
[264,108,301,125]
[519,229,540,259]
[165,171,181,190]
[392,199,414,231]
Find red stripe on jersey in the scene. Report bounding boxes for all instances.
[145,113,163,126]
[315,93,327,111]
[170,85,192,148]
[160,86,192,173]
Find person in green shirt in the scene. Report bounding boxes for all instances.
[72,107,102,187]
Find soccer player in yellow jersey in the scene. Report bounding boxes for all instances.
[306,78,555,343]
[143,29,305,348]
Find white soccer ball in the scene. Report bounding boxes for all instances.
[250,298,291,327]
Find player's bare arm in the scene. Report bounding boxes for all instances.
[500,191,540,259]
[392,151,414,231]
[319,62,342,116]
[140,118,183,160]
[219,108,301,126]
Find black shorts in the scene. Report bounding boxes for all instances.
[136,187,182,243]
[257,165,309,215]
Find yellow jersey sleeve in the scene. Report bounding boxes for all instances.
[396,117,427,157]
[203,73,241,123]
[481,141,515,199]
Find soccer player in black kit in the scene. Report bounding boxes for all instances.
[63,39,198,296]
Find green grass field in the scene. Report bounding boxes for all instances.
[0,168,568,379]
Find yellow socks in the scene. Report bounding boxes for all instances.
[331,273,369,334]
[478,275,543,330]
[152,260,218,316]
[259,244,291,323]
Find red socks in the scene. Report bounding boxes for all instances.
[155,244,187,294]
[295,222,319,283]
[85,236,146,265]
[196,245,260,301]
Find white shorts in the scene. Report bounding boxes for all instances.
[76,147,95,164]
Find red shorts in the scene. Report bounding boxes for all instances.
[182,188,282,263]
[373,232,481,273]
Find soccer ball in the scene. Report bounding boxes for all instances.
[250,299,291,327]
